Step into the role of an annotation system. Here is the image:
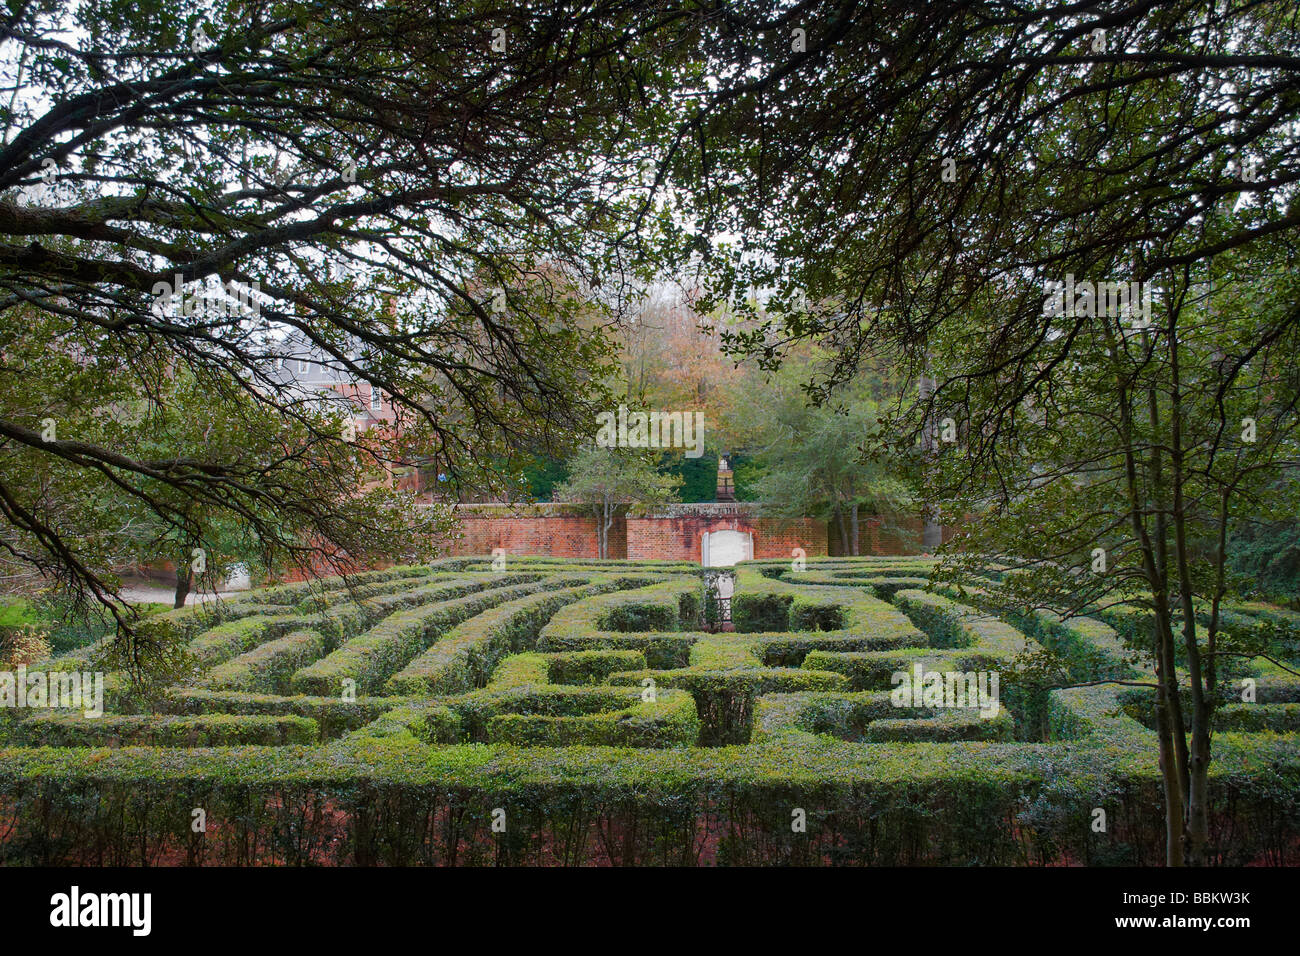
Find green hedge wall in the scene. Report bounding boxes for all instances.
[0,734,1294,866]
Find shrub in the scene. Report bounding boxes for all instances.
[15,712,319,747]
[482,689,699,748]
[546,650,648,685]
[0,625,50,668]
[601,600,680,632]
[189,613,303,666]
[384,581,616,696]
[787,596,846,631]
[292,581,550,696]
[157,688,390,738]
[732,593,792,632]
[0,556,1293,868]
[202,629,331,694]
[892,590,971,648]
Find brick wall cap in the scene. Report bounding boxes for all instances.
[446,502,593,518]
[627,502,773,519]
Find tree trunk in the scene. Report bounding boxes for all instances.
[599,501,611,559]
[1185,720,1212,865]
[1152,623,1186,866]
[849,504,860,556]
[1102,318,1185,865]
[918,370,943,553]
[832,502,849,555]
[1146,372,1191,813]
[1166,319,1212,865]
[173,562,192,608]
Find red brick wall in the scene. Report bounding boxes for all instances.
[757,518,828,560]
[623,515,826,562]
[452,512,623,559]
[438,505,957,562]
[828,513,961,556]
[252,507,938,587]
[625,515,706,561]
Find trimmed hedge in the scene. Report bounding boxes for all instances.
[730,570,926,662]
[0,732,1293,865]
[759,630,927,667]
[188,613,303,666]
[292,574,441,612]
[4,557,1296,867]
[13,712,318,747]
[689,635,763,669]
[202,628,331,694]
[536,580,699,668]
[892,589,1030,657]
[605,665,847,745]
[156,688,394,739]
[450,661,701,748]
[861,710,1014,743]
[732,592,793,631]
[537,631,699,669]
[1013,608,1140,680]
[1216,703,1300,733]
[545,650,648,685]
[348,700,462,744]
[384,580,617,696]
[752,686,1012,744]
[291,580,552,696]
[892,590,972,648]
[485,690,699,748]
[804,648,1003,691]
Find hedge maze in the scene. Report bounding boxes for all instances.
[2,556,1297,865]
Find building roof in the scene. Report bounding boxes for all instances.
[264,331,361,388]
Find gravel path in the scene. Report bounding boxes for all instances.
[118,586,243,606]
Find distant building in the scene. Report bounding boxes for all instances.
[265,331,425,494]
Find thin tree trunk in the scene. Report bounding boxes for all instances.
[1143,417,1188,866]
[1102,319,1185,865]
[174,562,192,609]
[1167,319,1212,864]
[919,368,943,552]
[1152,622,1186,866]
[599,500,611,559]
[833,502,849,555]
[1146,366,1192,818]
[849,503,860,556]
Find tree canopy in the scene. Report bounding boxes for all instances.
[669,0,1300,868]
[0,0,699,607]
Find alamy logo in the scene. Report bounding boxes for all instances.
[150,273,261,319]
[1042,274,1152,326]
[50,886,151,936]
[891,664,1001,718]
[595,404,704,458]
[0,667,104,718]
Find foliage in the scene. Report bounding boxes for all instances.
[732,350,912,551]
[0,624,49,668]
[518,455,570,503]
[1228,519,1300,606]
[675,0,1300,867]
[0,556,1294,866]
[0,0,702,616]
[554,445,682,557]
